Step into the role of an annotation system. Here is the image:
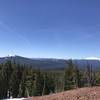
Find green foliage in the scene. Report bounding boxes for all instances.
[1,60,13,98]
[0,59,100,99]
[64,60,77,90]
[42,73,55,95]
[84,64,96,87]
[32,70,44,96]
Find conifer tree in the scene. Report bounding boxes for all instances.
[10,64,22,98]
[74,65,83,88]
[33,69,44,96]
[84,64,96,87]
[1,60,13,98]
[64,60,76,90]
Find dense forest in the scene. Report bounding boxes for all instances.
[0,60,100,99]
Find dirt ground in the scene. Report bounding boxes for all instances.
[25,87,100,100]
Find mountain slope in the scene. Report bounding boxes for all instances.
[0,56,66,70]
[26,87,100,100]
[0,56,100,70]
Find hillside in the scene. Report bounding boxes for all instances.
[26,87,100,100]
[0,56,100,70]
[0,56,66,70]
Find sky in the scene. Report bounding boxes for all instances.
[0,0,100,59]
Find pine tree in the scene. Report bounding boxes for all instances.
[25,68,35,97]
[10,64,22,98]
[64,60,76,90]
[33,69,44,96]
[74,65,83,88]
[84,64,96,87]
[1,60,13,98]
[0,64,4,99]
[42,73,51,95]
[19,68,27,97]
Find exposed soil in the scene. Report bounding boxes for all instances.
[27,87,100,100]
[25,87,100,100]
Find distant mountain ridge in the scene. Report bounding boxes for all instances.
[0,56,66,70]
[0,56,100,70]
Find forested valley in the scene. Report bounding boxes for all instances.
[0,60,100,99]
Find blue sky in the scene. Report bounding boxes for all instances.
[0,0,100,59]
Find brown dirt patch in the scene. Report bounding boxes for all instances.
[25,87,100,100]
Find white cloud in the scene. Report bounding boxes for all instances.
[85,57,100,60]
